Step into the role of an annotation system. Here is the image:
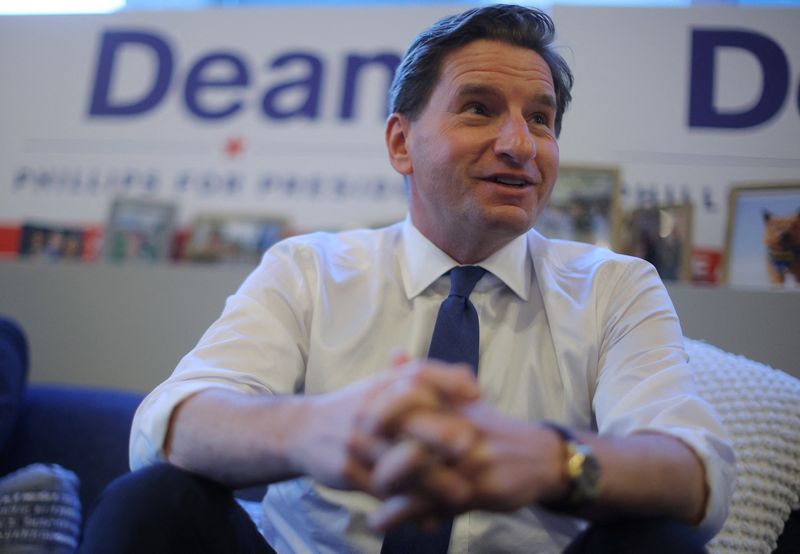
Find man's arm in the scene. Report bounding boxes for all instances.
[367,400,707,530]
[165,389,308,489]
[163,361,481,494]
[570,429,707,523]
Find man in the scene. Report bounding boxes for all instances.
[80,4,734,553]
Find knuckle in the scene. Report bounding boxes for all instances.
[344,433,361,455]
[441,421,465,441]
[340,461,362,485]
[406,367,427,388]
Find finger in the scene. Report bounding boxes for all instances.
[368,494,433,532]
[371,439,431,497]
[371,439,474,509]
[401,410,478,461]
[339,458,376,493]
[412,362,481,405]
[452,439,492,477]
[413,463,474,508]
[389,349,411,368]
[347,431,390,467]
[359,362,479,440]
[360,381,441,438]
[368,362,481,436]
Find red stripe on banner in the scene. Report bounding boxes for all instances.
[0,226,21,257]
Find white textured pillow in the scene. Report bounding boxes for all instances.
[0,464,81,554]
[686,338,800,554]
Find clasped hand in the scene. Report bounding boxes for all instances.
[289,358,565,532]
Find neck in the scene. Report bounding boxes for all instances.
[411,217,517,265]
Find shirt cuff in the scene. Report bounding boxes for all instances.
[648,425,736,541]
[129,380,251,470]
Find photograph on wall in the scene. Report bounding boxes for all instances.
[18,223,86,262]
[103,198,177,263]
[534,165,621,251]
[621,203,693,282]
[183,213,286,265]
[724,183,800,289]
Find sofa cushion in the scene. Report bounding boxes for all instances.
[686,338,800,554]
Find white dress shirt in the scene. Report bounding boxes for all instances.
[130,218,734,553]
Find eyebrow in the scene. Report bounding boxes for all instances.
[456,83,498,98]
[456,83,557,110]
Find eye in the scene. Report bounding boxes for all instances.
[465,102,489,116]
[529,113,549,126]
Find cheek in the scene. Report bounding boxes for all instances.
[419,141,472,190]
[538,183,556,209]
[411,133,452,174]
[539,138,559,169]
[435,125,487,159]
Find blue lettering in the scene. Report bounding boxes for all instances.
[89,30,173,116]
[261,52,322,119]
[689,29,789,129]
[173,171,244,195]
[340,52,401,119]
[184,53,249,119]
[88,29,402,122]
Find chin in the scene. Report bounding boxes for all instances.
[480,206,535,236]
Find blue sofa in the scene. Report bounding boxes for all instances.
[0,316,144,517]
[0,316,265,521]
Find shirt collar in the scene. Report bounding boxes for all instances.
[399,216,531,301]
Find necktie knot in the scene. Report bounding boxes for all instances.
[449,265,486,299]
[425,265,485,370]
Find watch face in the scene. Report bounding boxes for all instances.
[574,444,602,500]
[573,444,600,500]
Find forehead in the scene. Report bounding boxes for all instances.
[435,39,555,94]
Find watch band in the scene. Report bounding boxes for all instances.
[540,421,602,508]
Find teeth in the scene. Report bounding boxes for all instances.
[493,177,527,186]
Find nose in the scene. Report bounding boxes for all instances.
[494,115,535,165]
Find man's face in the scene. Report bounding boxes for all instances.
[387,39,560,262]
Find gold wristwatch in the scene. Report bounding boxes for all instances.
[541,421,602,507]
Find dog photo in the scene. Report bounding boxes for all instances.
[724,183,800,288]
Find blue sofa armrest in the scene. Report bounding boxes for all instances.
[0,317,27,450]
[0,384,144,516]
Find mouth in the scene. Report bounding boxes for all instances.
[485,175,534,189]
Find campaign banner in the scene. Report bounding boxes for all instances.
[1,5,798,262]
[553,5,800,251]
[1,5,457,235]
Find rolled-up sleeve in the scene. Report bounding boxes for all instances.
[130,241,312,470]
[592,260,735,540]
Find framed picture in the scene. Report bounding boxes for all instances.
[621,203,693,282]
[18,223,86,261]
[184,213,286,265]
[724,183,800,288]
[103,197,176,263]
[535,164,621,251]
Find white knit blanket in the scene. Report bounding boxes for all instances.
[687,338,800,554]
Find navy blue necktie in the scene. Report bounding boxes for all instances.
[381,265,486,554]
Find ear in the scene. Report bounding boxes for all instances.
[763,209,772,222]
[385,113,413,176]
